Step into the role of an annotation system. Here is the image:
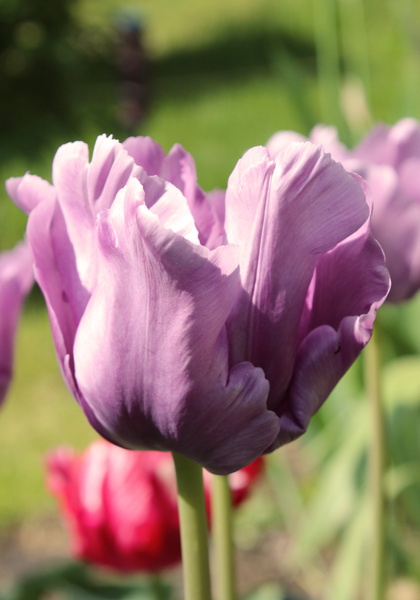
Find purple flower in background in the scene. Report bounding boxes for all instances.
[7,135,389,474]
[0,242,33,406]
[267,118,420,303]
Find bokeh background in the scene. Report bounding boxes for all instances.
[1,0,420,598]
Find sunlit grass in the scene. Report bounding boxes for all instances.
[144,72,317,190]
[0,300,97,525]
[75,0,285,56]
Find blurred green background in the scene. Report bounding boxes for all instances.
[2,0,420,598]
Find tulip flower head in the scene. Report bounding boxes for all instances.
[47,442,182,572]
[46,440,264,572]
[267,118,420,303]
[0,241,33,406]
[8,135,390,474]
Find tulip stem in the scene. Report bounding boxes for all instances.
[172,453,212,600]
[365,330,386,600]
[312,0,350,141]
[212,475,236,600]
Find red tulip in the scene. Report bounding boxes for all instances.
[47,440,263,572]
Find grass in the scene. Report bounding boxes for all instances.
[0,298,96,525]
[146,71,317,190]
[75,0,294,56]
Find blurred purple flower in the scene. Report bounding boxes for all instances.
[7,136,389,474]
[0,241,33,406]
[267,118,420,303]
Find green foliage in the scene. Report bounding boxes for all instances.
[0,0,115,160]
[243,583,287,600]
[1,563,172,600]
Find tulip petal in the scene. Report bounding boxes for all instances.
[52,137,136,292]
[6,173,55,215]
[162,143,222,247]
[309,124,350,162]
[269,222,390,447]
[362,165,420,302]
[27,196,81,375]
[122,135,166,175]
[87,135,138,212]
[26,197,117,445]
[225,142,369,410]
[0,242,33,405]
[73,178,279,474]
[354,118,420,168]
[300,221,390,341]
[123,137,225,248]
[47,443,182,571]
[266,130,307,159]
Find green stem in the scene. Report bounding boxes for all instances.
[339,0,371,102]
[312,0,350,141]
[337,0,372,140]
[365,331,386,600]
[172,453,212,600]
[212,475,236,600]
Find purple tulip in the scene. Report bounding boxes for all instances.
[6,135,389,474]
[0,242,33,406]
[268,118,420,303]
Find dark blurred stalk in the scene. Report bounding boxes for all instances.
[365,330,386,600]
[212,475,236,600]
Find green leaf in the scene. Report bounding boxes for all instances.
[242,582,284,600]
[292,400,368,563]
[1,563,172,600]
[325,495,369,600]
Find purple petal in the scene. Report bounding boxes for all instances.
[52,137,136,292]
[26,195,117,443]
[146,177,200,243]
[204,188,227,249]
[270,222,390,447]
[161,143,225,248]
[266,130,307,158]
[124,137,225,248]
[354,118,420,169]
[6,174,56,215]
[87,135,137,212]
[26,196,80,387]
[0,242,34,406]
[122,136,166,175]
[73,179,279,474]
[366,165,420,302]
[309,125,350,162]
[225,143,369,408]
[51,141,95,291]
[399,157,420,200]
[298,223,389,344]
